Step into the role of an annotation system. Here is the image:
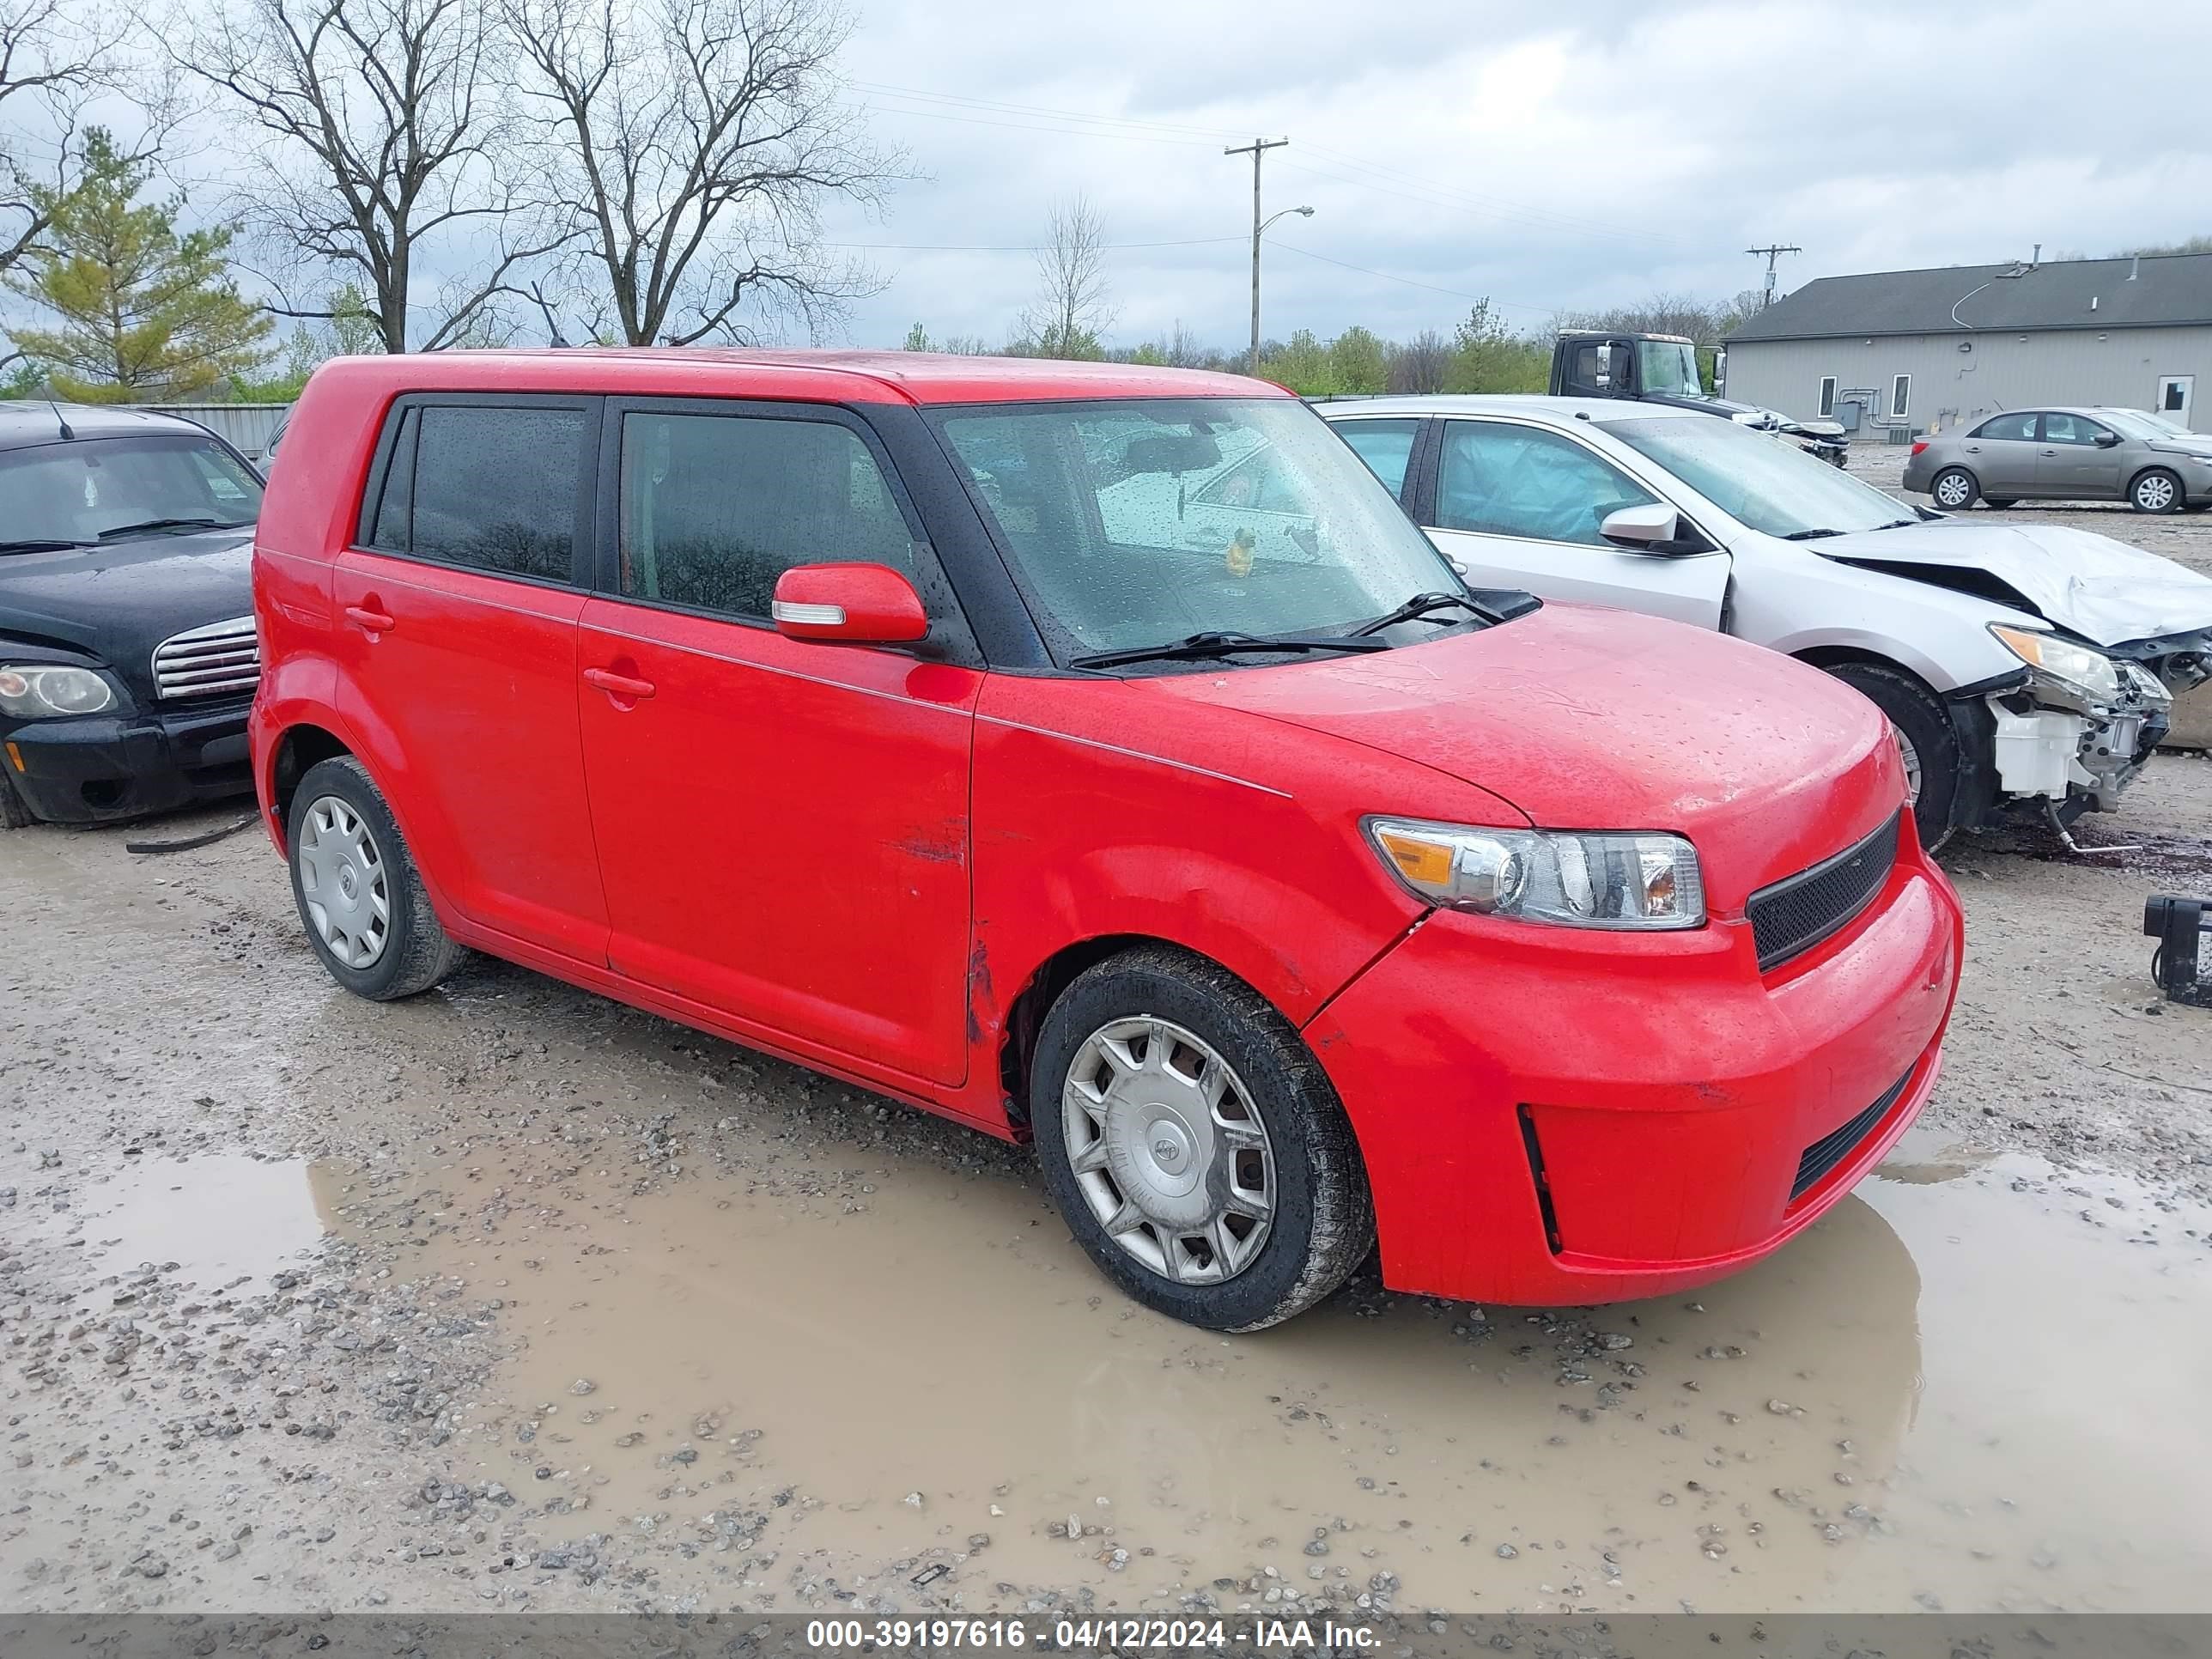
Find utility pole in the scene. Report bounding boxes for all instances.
[1745,243,1802,308]
[1227,137,1288,373]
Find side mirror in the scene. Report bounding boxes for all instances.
[1593,342,1613,389]
[1599,503,1682,549]
[2094,430,2123,447]
[771,562,928,643]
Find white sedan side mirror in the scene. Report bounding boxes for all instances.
[1600,503,1681,548]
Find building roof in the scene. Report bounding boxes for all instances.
[307,348,1277,407]
[1725,252,2212,343]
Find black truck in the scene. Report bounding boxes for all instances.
[1548,330,1849,465]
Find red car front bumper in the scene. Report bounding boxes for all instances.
[1304,845,1963,1307]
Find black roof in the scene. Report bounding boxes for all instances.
[0,401,214,451]
[1725,252,2212,343]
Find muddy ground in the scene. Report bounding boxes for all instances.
[3,474,2211,1621]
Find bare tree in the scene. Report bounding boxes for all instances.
[505,0,898,347]
[1,0,135,281]
[1015,192,1112,359]
[177,0,562,351]
[1388,329,1449,394]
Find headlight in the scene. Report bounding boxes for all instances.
[0,664,118,719]
[1989,624,2119,702]
[1365,817,1705,930]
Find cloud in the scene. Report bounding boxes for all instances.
[819,0,2212,349]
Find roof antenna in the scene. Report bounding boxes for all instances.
[48,400,75,441]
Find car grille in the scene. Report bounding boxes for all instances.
[151,616,260,702]
[1745,810,1900,973]
[1792,1068,1913,1201]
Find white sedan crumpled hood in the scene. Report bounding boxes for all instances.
[1817,518,2212,647]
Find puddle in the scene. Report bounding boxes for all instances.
[333,1125,2212,1613]
[85,1152,343,1290]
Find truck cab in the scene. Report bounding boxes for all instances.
[1550,331,1850,464]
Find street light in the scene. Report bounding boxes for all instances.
[1249,204,1314,374]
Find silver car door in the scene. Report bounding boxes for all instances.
[1424,417,1729,629]
[1960,410,2042,495]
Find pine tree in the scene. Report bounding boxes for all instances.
[5,129,272,403]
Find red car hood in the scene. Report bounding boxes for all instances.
[1155,603,1905,913]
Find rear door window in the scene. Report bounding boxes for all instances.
[1971,413,2039,442]
[366,403,591,583]
[1435,421,1656,546]
[1331,417,1419,498]
[615,410,917,621]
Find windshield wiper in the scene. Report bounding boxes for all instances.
[94,516,245,540]
[1352,590,1494,636]
[0,538,91,554]
[1069,629,1392,671]
[1868,518,1919,532]
[1781,527,1845,541]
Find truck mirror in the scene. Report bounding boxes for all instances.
[1594,342,1613,388]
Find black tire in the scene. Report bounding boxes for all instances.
[1824,662,1961,852]
[286,756,466,1000]
[1983,497,2019,509]
[1030,945,1374,1332]
[0,768,34,830]
[1929,468,1978,510]
[2130,468,2183,514]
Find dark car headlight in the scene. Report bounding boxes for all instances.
[0,664,120,718]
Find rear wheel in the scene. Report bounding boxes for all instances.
[1983,497,2019,508]
[2131,469,2182,514]
[1824,662,1960,852]
[287,756,466,1000]
[1030,946,1373,1331]
[1930,468,1978,510]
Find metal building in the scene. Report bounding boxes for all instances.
[1720,252,2212,436]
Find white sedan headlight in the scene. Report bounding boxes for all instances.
[1366,817,1705,930]
[1990,625,2120,703]
[0,664,118,719]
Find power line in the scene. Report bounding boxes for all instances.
[1267,240,1555,315]
[848,81,1251,142]
[1284,150,1678,248]
[820,235,1247,253]
[847,97,1224,149]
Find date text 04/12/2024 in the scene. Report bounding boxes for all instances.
[803,1620,1384,1651]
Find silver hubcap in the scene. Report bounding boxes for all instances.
[1893,725,1923,805]
[1062,1017,1275,1285]
[1936,474,1969,507]
[297,794,390,969]
[2139,476,2174,510]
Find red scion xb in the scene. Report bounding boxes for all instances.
[249,350,1964,1330]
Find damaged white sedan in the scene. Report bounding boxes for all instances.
[1321,397,2212,847]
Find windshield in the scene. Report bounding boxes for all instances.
[2102,408,2185,441]
[1598,414,1914,538]
[1636,340,1705,398]
[937,398,1462,661]
[0,434,262,546]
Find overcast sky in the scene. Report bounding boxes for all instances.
[793,0,2212,351]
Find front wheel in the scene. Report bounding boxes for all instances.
[1824,662,1961,851]
[287,756,467,1000]
[1030,947,1374,1331]
[0,769,33,830]
[2131,469,2183,514]
[1930,468,1978,510]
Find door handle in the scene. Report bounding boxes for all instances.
[584,666,655,701]
[2039,448,2058,457]
[344,605,395,633]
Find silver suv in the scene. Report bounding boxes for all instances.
[1902,405,2212,514]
